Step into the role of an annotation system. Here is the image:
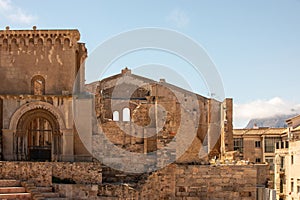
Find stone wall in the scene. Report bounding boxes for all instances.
[98,184,138,199]
[92,71,230,169]
[0,161,102,186]
[0,28,87,95]
[52,162,102,184]
[53,184,100,200]
[0,162,52,186]
[0,161,269,199]
[139,164,270,200]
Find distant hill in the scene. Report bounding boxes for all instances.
[245,114,298,128]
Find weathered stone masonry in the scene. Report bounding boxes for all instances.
[0,27,91,162]
[0,28,271,200]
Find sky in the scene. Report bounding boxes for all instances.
[1,0,300,128]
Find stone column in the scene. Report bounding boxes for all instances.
[61,129,74,161]
[2,129,14,160]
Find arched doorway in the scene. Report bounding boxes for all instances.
[15,109,62,161]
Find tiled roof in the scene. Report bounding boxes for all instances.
[233,128,285,136]
[292,125,300,132]
[286,114,300,122]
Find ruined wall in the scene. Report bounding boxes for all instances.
[0,161,102,187]
[98,184,138,199]
[91,73,230,166]
[221,98,234,153]
[93,70,225,166]
[0,161,52,186]
[140,164,270,200]
[50,163,270,200]
[101,121,144,153]
[0,27,87,95]
[0,161,269,199]
[54,184,101,200]
[52,162,102,184]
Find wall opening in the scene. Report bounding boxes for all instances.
[113,111,119,121]
[31,75,45,95]
[123,108,130,122]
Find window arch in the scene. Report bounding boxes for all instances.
[122,108,130,122]
[113,111,119,121]
[31,75,45,95]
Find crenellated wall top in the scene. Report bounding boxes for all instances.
[0,26,81,47]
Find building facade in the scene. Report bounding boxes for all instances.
[233,128,285,164]
[233,115,300,199]
[275,115,300,200]
[86,67,234,167]
[0,27,91,162]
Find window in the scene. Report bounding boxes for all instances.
[281,141,285,149]
[286,141,289,148]
[280,157,285,169]
[297,185,300,193]
[122,108,130,122]
[256,158,261,163]
[31,75,45,95]
[265,137,281,153]
[291,155,294,165]
[113,111,119,121]
[276,142,280,149]
[234,138,243,153]
[291,180,294,192]
[280,180,283,193]
[255,141,261,148]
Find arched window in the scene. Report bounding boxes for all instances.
[123,108,130,122]
[113,111,119,121]
[31,75,45,95]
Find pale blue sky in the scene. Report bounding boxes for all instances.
[1,0,300,127]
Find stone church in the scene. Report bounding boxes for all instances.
[0,27,90,162]
[0,28,272,200]
[0,27,233,164]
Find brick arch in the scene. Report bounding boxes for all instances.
[9,101,66,132]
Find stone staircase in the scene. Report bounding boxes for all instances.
[0,179,68,200]
[0,179,31,200]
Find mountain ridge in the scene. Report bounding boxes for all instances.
[245,113,298,128]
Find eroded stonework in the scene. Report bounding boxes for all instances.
[87,67,233,168]
[0,28,271,200]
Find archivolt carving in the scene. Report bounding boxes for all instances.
[9,101,66,131]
